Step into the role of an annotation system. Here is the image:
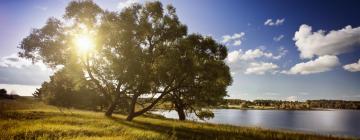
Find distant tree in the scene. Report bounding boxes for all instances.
[35,66,106,111]
[0,89,17,99]
[0,89,7,99]
[0,89,6,95]
[32,88,41,99]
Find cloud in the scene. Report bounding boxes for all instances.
[299,92,309,95]
[0,54,47,71]
[226,48,286,62]
[264,92,280,96]
[264,18,285,26]
[294,24,360,59]
[285,96,298,101]
[34,6,48,11]
[226,47,287,75]
[273,47,288,60]
[0,84,40,96]
[0,64,53,85]
[237,49,273,61]
[233,40,242,46]
[244,62,279,75]
[0,54,62,85]
[6,57,19,62]
[282,55,340,75]
[221,32,245,46]
[0,54,31,69]
[343,59,360,72]
[118,0,139,9]
[273,34,284,42]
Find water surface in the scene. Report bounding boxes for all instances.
[154,109,360,137]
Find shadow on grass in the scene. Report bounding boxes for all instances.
[107,116,316,140]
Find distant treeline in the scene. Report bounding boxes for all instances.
[225,99,360,110]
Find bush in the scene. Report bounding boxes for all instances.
[34,68,107,111]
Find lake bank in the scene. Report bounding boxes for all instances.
[218,105,346,111]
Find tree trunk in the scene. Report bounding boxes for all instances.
[126,92,168,121]
[105,91,122,117]
[175,101,186,120]
[105,102,116,116]
[176,107,186,120]
[126,113,135,121]
[126,95,138,121]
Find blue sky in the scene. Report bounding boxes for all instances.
[0,0,360,101]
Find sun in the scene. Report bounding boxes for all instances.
[74,34,94,53]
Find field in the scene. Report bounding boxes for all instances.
[0,97,356,140]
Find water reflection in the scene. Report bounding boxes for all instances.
[154,109,360,137]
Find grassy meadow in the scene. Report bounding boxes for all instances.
[0,97,356,140]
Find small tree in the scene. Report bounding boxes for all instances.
[0,89,8,99]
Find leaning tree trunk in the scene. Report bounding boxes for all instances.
[126,95,138,121]
[105,91,122,117]
[126,92,168,121]
[105,102,116,116]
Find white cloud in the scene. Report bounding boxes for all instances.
[221,32,245,46]
[226,47,287,75]
[0,54,31,69]
[264,18,285,26]
[343,59,360,72]
[264,92,280,96]
[294,24,360,59]
[282,55,340,75]
[240,49,273,60]
[226,50,241,63]
[285,96,298,101]
[273,34,284,42]
[233,40,242,46]
[226,48,286,62]
[299,92,309,95]
[273,47,288,60]
[245,62,279,75]
[0,54,47,71]
[118,0,139,9]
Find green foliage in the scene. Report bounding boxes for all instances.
[162,34,232,120]
[195,110,215,120]
[35,67,106,111]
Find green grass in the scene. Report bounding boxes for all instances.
[0,98,356,140]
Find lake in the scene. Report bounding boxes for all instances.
[154,109,360,137]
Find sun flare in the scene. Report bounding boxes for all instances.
[74,34,94,53]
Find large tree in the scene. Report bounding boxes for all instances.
[19,0,231,121]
